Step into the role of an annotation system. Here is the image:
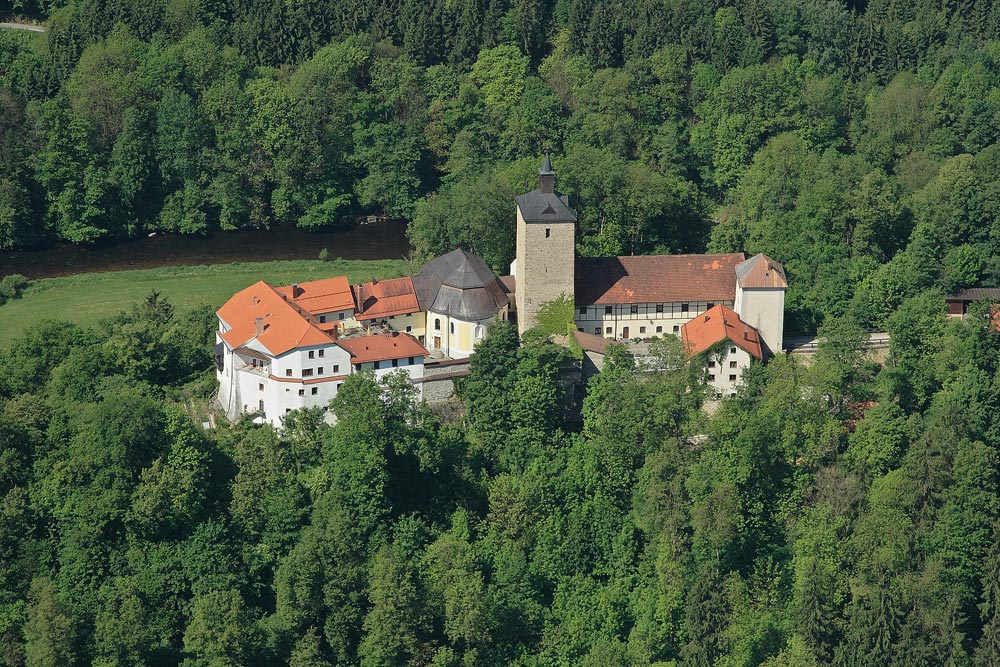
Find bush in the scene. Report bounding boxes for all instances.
[319,248,330,261]
[0,274,29,305]
[532,294,574,336]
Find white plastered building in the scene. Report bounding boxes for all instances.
[215,278,428,428]
[215,251,513,427]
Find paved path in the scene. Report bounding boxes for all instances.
[0,22,46,32]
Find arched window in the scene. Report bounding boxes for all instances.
[434,318,441,330]
[450,322,455,334]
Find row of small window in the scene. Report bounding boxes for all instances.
[433,319,454,333]
[581,303,714,316]
[591,325,681,335]
[283,357,418,378]
[264,384,352,399]
[708,374,739,382]
[284,385,343,412]
[360,357,417,370]
[318,312,403,325]
[257,382,341,394]
[286,365,339,377]
[709,360,739,369]
[262,383,326,397]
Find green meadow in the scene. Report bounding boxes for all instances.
[0,259,410,349]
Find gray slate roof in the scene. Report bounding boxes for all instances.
[947,288,1000,301]
[516,190,577,223]
[414,249,510,321]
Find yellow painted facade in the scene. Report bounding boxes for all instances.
[424,306,507,359]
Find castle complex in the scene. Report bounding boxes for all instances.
[216,155,787,425]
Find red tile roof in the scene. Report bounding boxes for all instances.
[274,276,355,314]
[575,253,745,305]
[681,304,763,360]
[218,281,334,356]
[572,329,612,355]
[335,332,428,364]
[353,277,420,321]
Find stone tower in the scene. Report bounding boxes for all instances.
[512,153,577,335]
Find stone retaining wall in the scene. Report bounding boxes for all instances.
[416,359,471,402]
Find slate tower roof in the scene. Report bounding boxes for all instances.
[516,152,577,223]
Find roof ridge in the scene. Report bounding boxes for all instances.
[265,282,334,349]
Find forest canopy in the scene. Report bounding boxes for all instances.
[1,292,1000,666]
[3,0,1000,331]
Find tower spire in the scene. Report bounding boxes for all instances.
[540,150,553,174]
[538,151,555,193]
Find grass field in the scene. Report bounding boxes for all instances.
[0,259,411,349]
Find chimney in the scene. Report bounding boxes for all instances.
[252,295,259,307]
[539,151,555,194]
[254,317,264,337]
[331,324,339,339]
[291,282,299,299]
[743,329,749,340]
[704,313,710,322]
[372,276,378,285]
